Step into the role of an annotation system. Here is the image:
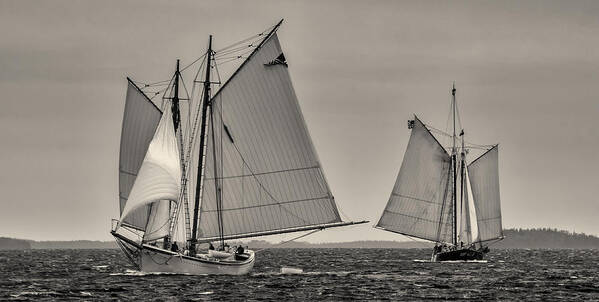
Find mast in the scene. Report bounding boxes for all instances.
[452,82,457,246]
[172,60,181,131]
[459,129,465,244]
[190,36,213,254]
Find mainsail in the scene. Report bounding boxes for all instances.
[468,145,502,242]
[376,117,454,243]
[195,32,343,242]
[120,104,181,231]
[118,80,162,230]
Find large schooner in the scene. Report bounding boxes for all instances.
[111,20,367,275]
[376,83,503,261]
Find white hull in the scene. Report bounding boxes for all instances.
[112,231,255,275]
[139,246,255,275]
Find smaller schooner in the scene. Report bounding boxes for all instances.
[111,20,367,275]
[376,83,503,261]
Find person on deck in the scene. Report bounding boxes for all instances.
[209,243,215,250]
[236,245,245,254]
[171,241,179,253]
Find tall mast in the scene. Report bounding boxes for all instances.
[459,128,465,244]
[190,36,212,254]
[452,82,457,246]
[172,60,181,131]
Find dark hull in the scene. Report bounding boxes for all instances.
[433,248,485,261]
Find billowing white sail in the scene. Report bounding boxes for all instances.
[119,80,162,230]
[376,117,454,243]
[196,33,342,241]
[468,145,502,242]
[120,105,181,224]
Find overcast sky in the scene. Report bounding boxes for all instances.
[1,0,598,242]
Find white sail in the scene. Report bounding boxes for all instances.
[144,200,172,241]
[458,167,473,244]
[120,105,181,224]
[119,80,163,230]
[468,145,502,242]
[376,117,454,243]
[195,33,342,241]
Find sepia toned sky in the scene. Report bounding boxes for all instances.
[1,0,598,242]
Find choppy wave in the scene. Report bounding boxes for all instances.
[1,248,597,300]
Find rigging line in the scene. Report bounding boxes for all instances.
[204,166,319,180]
[159,73,177,107]
[215,54,251,60]
[211,102,310,225]
[455,97,463,133]
[180,52,207,73]
[133,79,172,87]
[402,234,434,249]
[184,57,207,165]
[192,51,209,84]
[141,83,171,88]
[425,124,452,138]
[428,125,494,149]
[179,72,192,101]
[201,196,330,213]
[215,47,257,59]
[254,229,322,254]
[444,93,453,151]
[464,140,495,148]
[213,56,223,87]
[213,25,274,53]
[213,43,258,58]
[214,57,244,66]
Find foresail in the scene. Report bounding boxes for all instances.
[376,117,453,243]
[468,145,502,242]
[144,200,172,241]
[196,33,342,240]
[119,80,162,229]
[458,168,473,244]
[120,105,181,226]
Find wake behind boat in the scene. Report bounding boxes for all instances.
[111,20,367,275]
[376,83,503,262]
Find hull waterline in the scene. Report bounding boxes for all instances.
[112,231,255,275]
[140,246,255,275]
[432,247,487,262]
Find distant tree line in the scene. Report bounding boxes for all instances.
[1,228,598,250]
[495,228,599,249]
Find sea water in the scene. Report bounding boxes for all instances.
[1,248,597,300]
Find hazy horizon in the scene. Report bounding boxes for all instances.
[1,0,598,242]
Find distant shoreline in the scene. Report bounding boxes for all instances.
[2,228,598,250]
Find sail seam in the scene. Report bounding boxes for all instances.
[391,193,441,205]
[383,209,452,225]
[203,165,320,180]
[201,195,330,213]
